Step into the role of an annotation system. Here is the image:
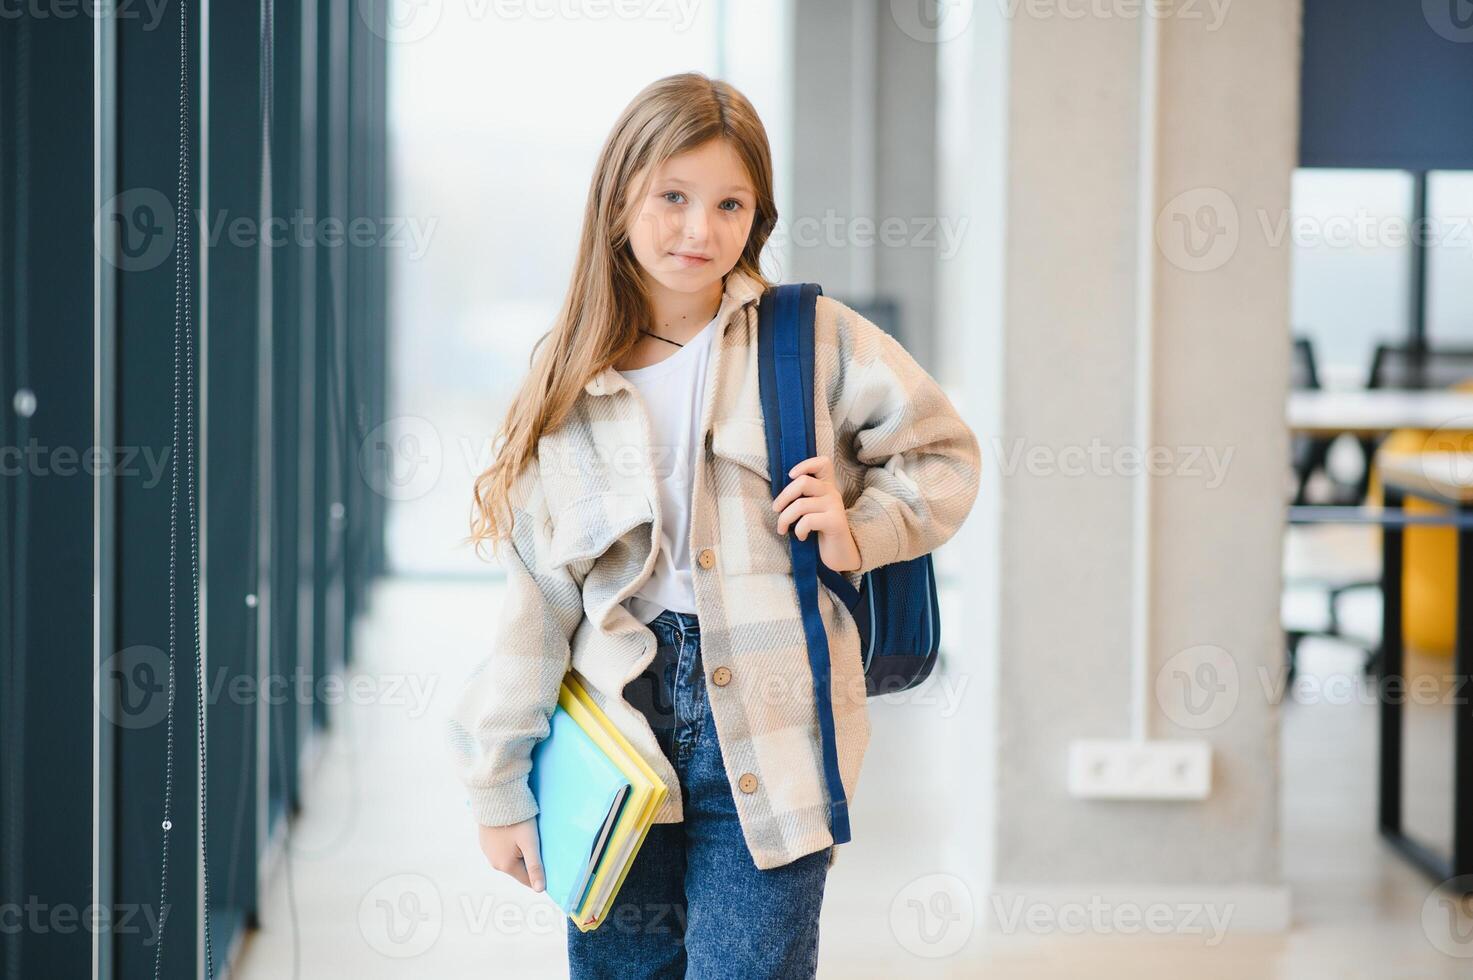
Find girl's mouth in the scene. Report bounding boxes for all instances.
[670,252,712,268]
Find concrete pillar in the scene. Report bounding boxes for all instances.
[946,0,1298,932]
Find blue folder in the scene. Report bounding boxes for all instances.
[528,700,632,914]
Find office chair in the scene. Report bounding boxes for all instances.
[1283,336,1381,681]
[1354,343,1473,501]
[1290,337,1336,506]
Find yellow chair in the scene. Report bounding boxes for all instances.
[1367,379,1473,657]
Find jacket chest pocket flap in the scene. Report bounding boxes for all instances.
[709,417,772,485]
[547,490,654,569]
[711,413,837,485]
[710,417,800,576]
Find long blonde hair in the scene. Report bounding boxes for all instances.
[467,72,779,559]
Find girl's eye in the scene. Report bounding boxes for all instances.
[660,191,744,212]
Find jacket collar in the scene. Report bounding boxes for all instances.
[582,268,767,397]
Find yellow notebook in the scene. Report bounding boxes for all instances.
[561,670,669,932]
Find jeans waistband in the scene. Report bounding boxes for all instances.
[650,607,700,637]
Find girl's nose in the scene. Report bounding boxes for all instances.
[681,206,713,243]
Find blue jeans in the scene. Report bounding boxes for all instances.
[565,608,832,979]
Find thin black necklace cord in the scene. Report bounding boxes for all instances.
[639,328,685,348]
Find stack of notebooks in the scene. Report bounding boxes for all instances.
[527,670,668,932]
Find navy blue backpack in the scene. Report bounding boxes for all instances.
[756,282,943,846]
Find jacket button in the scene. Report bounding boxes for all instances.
[738,772,758,793]
[697,547,715,569]
[711,666,731,687]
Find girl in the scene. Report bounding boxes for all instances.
[448,72,981,979]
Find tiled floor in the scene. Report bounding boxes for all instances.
[235,528,1473,978]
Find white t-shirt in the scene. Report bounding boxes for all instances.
[616,313,720,625]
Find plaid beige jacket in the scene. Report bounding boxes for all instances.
[446,268,982,870]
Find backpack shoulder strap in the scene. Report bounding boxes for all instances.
[756,281,852,846]
[757,283,818,498]
[756,285,862,606]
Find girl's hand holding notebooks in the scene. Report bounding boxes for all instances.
[477,818,546,893]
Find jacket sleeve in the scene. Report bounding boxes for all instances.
[444,459,584,827]
[823,296,983,575]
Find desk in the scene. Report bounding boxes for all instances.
[1288,390,1473,437]
[1377,452,1473,890]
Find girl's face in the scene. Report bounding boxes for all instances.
[626,139,757,295]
